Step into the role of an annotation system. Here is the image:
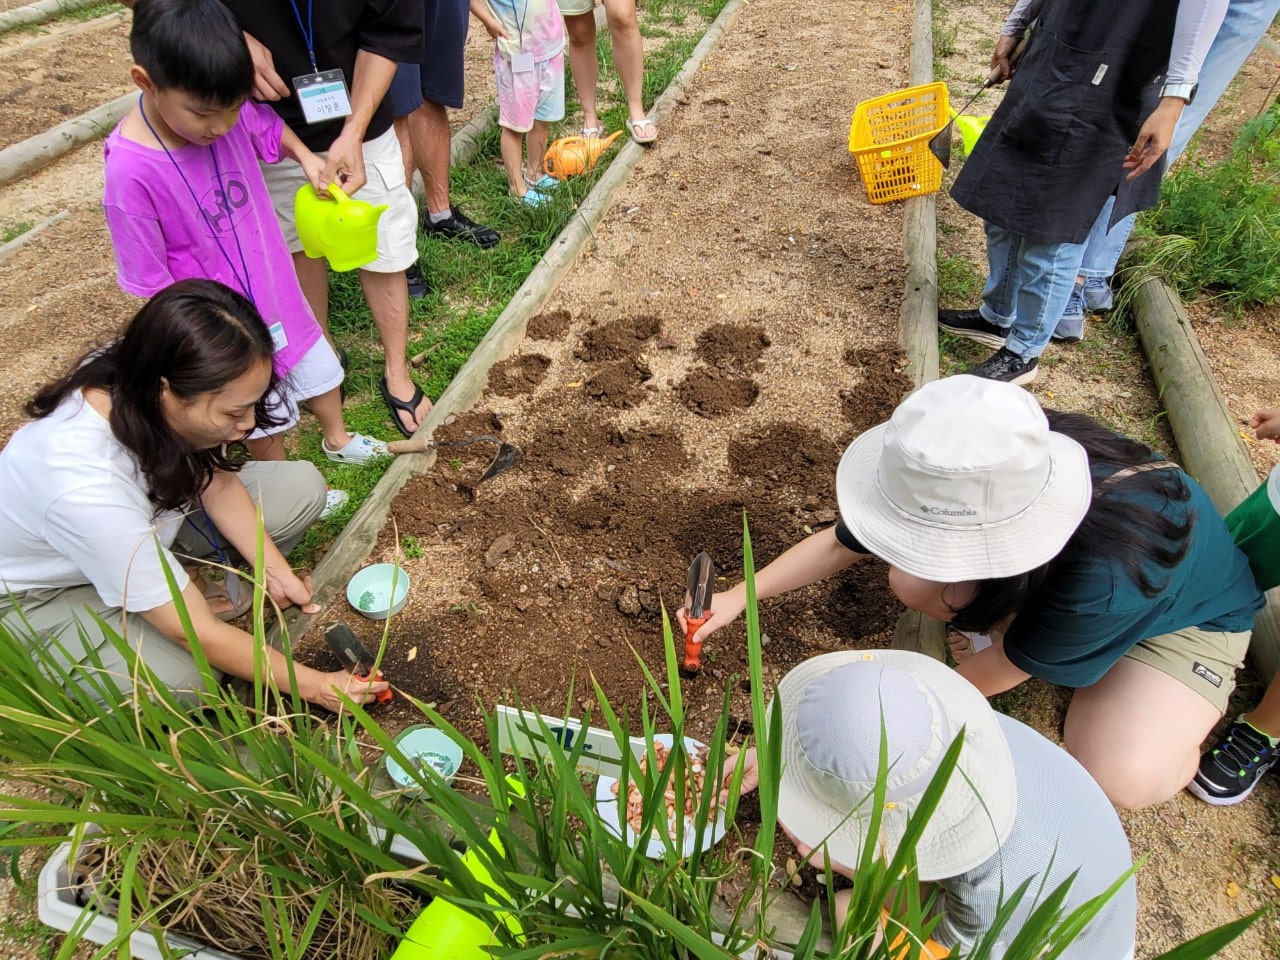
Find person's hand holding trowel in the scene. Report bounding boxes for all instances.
[989,34,1021,83]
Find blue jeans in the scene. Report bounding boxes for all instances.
[978,222,1088,360]
[1077,0,1280,282]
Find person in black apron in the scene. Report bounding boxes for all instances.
[938,0,1227,385]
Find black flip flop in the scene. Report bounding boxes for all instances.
[379,376,426,438]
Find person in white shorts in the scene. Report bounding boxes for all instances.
[560,0,656,144]
[223,0,434,439]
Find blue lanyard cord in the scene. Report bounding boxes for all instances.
[500,0,528,48]
[288,0,318,72]
[137,97,255,305]
[185,499,241,608]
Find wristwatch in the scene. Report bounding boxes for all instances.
[1160,81,1197,103]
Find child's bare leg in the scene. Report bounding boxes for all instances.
[245,434,286,461]
[1244,673,1280,738]
[524,120,551,182]
[307,387,354,451]
[500,127,527,195]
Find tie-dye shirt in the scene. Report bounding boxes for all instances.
[482,0,565,61]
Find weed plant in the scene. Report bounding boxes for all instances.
[1127,98,1280,313]
[0,520,1264,959]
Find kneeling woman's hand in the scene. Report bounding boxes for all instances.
[307,669,393,713]
[265,564,321,615]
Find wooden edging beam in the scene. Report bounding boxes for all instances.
[0,91,133,189]
[0,0,102,33]
[890,0,948,662]
[1131,277,1280,685]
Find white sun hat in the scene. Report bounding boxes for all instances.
[775,649,1016,881]
[836,376,1091,581]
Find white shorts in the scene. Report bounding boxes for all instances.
[260,126,419,274]
[251,336,345,439]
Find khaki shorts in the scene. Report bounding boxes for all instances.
[1124,625,1250,713]
[558,0,597,15]
[260,127,418,274]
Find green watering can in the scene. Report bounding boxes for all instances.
[294,182,387,272]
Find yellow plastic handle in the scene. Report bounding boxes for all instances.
[326,182,350,203]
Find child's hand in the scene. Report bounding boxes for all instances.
[1250,408,1280,443]
[783,824,855,878]
[482,20,507,40]
[297,149,327,196]
[719,746,759,803]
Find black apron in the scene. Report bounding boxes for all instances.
[950,0,1180,244]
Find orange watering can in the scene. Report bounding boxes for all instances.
[542,131,623,180]
[294,182,387,272]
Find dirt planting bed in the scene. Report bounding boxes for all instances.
[307,315,911,746]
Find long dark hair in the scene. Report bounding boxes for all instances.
[27,280,282,511]
[949,409,1193,632]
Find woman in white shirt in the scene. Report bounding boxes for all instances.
[0,279,387,710]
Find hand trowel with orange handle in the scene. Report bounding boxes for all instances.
[681,552,715,675]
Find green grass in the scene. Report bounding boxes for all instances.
[0,221,33,245]
[1126,97,1280,314]
[937,252,984,306]
[286,0,730,567]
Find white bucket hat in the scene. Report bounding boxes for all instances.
[836,376,1091,581]
[775,649,1016,881]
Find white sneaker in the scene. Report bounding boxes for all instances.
[322,433,389,464]
[320,487,349,520]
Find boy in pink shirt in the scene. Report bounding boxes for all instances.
[103,0,387,488]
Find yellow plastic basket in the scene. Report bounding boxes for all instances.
[848,82,950,204]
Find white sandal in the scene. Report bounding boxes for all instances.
[625,116,658,144]
[323,432,389,464]
[581,125,606,139]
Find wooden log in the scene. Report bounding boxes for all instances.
[0,91,132,188]
[0,9,126,58]
[0,209,69,265]
[0,0,104,33]
[891,0,948,662]
[1131,275,1279,684]
[272,0,751,650]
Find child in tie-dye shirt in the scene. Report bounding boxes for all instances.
[470,0,566,205]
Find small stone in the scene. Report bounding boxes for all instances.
[814,508,837,523]
[484,533,517,567]
[637,589,659,614]
[617,584,643,617]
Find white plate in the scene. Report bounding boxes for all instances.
[595,733,727,859]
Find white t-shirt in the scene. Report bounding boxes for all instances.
[934,716,1137,959]
[0,392,191,612]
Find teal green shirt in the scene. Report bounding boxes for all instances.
[1004,467,1263,687]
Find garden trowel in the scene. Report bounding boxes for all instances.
[386,434,520,486]
[681,552,715,675]
[324,622,394,704]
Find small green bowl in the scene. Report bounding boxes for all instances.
[346,563,410,620]
[385,725,463,790]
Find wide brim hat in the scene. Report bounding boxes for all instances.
[775,649,1016,881]
[836,376,1091,581]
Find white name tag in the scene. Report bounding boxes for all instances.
[294,69,353,124]
[512,52,535,74]
[267,321,289,353]
[1091,63,1108,86]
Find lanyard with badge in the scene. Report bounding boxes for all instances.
[289,0,354,123]
[137,99,288,355]
[503,0,535,74]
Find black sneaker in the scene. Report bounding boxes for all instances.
[422,207,500,249]
[405,262,429,300]
[937,309,1009,348]
[1188,718,1278,806]
[965,346,1038,385]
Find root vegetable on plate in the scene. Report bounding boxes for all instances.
[609,740,718,837]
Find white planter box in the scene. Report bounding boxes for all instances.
[39,836,794,960]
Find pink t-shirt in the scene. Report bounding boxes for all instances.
[102,100,321,374]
